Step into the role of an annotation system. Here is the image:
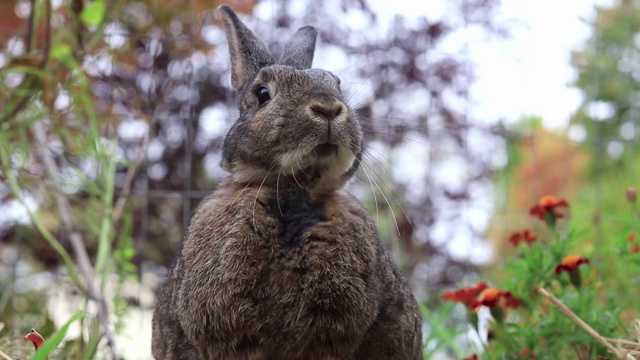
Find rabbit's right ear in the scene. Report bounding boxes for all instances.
[219,5,274,91]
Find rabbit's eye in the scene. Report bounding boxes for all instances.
[256,86,271,105]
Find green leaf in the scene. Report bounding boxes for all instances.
[51,44,73,62]
[32,311,85,360]
[81,0,106,26]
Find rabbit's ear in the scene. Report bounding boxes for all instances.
[279,26,317,70]
[219,5,274,91]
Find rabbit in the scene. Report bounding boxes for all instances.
[151,4,423,360]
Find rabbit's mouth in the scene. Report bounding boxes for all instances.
[314,143,338,157]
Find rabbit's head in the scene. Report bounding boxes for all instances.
[218,5,362,195]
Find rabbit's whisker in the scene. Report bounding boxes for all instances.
[348,95,375,111]
[344,136,409,235]
[359,159,401,237]
[296,157,310,177]
[291,165,303,189]
[335,57,366,80]
[344,80,368,106]
[358,157,380,227]
[360,128,431,148]
[276,169,284,216]
[252,164,275,233]
[361,143,419,193]
[359,151,413,233]
[228,181,253,210]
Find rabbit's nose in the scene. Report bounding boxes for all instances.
[308,101,346,123]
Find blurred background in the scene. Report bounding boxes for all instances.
[0,0,638,358]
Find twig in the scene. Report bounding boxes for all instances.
[24,0,36,52]
[111,135,148,224]
[31,121,121,360]
[0,349,12,360]
[41,0,52,68]
[538,287,626,360]
[605,338,640,348]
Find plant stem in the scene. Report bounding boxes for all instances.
[30,121,121,360]
[0,133,83,289]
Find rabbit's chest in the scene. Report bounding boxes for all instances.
[242,189,376,283]
[212,189,379,327]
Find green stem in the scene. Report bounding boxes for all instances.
[0,134,85,291]
[95,145,116,288]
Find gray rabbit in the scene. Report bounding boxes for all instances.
[151,5,423,359]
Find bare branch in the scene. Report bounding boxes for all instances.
[112,135,148,224]
[538,287,627,360]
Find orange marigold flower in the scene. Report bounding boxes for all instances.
[471,288,522,311]
[629,233,637,243]
[442,282,488,308]
[476,288,501,308]
[509,230,537,246]
[529,195,569,226]
[555,255,590,274]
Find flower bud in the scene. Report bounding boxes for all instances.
[627,187,637,203]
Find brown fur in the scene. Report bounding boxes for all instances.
[151,5,422,359]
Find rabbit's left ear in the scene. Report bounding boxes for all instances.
[279,26,317,70]
[219,5,275,91]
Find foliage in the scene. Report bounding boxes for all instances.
[570,0,640,221]
[0,0,138,358]
[572,0,640,160]
[447,193,640,359]
[32,311,85,360]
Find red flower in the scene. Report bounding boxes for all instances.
[520,347,536,358]
[555,255,590,274]
[509,230,537,246]
[627,187,637,203]
[629,233,637,243]
[529,195,569,227]
[24,328,45,351]
[632,244,640,254]
[443,282,488,308]
[462,354,478,360]
[502,291,523,308]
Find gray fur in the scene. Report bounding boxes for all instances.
[152,5,423,360]
[279,26,317,69]
[219,4,275,92]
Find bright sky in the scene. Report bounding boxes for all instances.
[469,0,596,127]
[367,0,603,128]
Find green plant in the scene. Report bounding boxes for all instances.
[0,0,139,358]
[444,191,640,359]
